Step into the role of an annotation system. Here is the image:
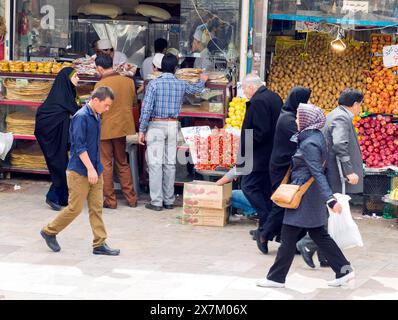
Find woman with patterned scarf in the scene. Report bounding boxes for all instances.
[257,103,354,288]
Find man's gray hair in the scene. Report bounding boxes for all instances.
[242,73,265,88]
[91,86,114,101]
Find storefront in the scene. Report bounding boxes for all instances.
[0,0,244,188]
[251,0,398,219]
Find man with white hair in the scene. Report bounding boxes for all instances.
[237,74,283,253]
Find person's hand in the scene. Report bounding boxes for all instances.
[138,132,146,146]
[200,73,209,83]
[88,168,98,185]
[332,202,343,214]
[347,173,359,185]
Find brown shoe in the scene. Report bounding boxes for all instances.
[103,202,117,209]
[128,202,137,208]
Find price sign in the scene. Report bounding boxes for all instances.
[342,1,369,13]
[383,45,398,68]
[16,79,29,88]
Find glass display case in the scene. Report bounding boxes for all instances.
[14,0,71,61]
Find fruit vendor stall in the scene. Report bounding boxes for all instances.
[249,1,398,221]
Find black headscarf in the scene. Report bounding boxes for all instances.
[269,87,311,186]
[35,67,79,132]
[282,86,312,114]
[34,67,79,191]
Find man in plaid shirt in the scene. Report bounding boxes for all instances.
[139,53,208,211]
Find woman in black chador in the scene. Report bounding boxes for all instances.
[35,67,80,211]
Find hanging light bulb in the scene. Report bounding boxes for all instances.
[331,27,346,52]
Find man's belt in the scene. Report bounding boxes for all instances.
[150,118,178,122]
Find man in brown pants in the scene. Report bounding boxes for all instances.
[40,87,120,256]
[95,54,137,209]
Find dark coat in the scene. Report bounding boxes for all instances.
[34,67,79,189]
[283,129,334,228]
[269,87,311,186]
[237,86,283,173]
[322,106,363,194]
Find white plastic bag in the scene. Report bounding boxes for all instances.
[328,193,364,249]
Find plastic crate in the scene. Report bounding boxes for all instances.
[363,173,390,196]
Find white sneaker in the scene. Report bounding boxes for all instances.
[256,278,285,288]
[228,214,242,222]
[327,272,355,287]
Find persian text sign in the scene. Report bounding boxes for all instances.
[383,45,398,68]
[342,1,369,13]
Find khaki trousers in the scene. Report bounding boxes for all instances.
[43,171,107,248]
[101,137,137,208]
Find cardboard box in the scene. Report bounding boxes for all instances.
[181,207,229,227]
[183,181,232,209]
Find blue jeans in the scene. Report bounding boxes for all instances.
[231,190,256,216]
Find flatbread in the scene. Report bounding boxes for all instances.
[134,4,171,22]
[77,4,123,19]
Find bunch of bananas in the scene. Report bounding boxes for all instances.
[390,188,398,201]
[225,97,248,130]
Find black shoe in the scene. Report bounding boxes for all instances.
[163,204,174,210]
[249,229,256,240]
[93,243,120,256]
[145,203,163,211]
[320,260,330,268]
[40,230,61,252]
[296,244,316,268]
[46,199,62,211]
[255,230,269,254]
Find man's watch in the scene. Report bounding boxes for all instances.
[326,198,337,209]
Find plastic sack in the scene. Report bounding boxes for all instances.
[328,193,364,250]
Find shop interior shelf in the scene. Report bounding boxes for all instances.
[0,72,99,82]
[0,100,41,107]
[13,134,36,141]
[180,105,225,119]
[269,12,398,27]
[0,166,49,175]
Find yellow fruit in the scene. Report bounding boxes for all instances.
[225,124,232,129]
[225,118,232,124]
[229,107,235,114]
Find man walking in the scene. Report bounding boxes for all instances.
[237,74,283,248]
[95,54,137,209]
[40,87,120,256]
[297,88,364,267]
[139,53,208,211]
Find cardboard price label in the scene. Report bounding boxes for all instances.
[15,79,29,88]
[383,45,398,68]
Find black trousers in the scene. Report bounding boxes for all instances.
[241,170,272,227]
[259,179,284,241]
[267,224,352,284]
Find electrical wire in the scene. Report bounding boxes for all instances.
[190,0,228,58]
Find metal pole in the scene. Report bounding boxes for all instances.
[239,0,250,82]
[260,0,268,81]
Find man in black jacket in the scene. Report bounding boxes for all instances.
[237,74,283,245]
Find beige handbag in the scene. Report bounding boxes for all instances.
[271,167,314,209]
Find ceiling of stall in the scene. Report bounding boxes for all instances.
[70,0,180,15]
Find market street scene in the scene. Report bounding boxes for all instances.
[1,0,398,301]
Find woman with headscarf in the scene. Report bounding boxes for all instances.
[35,67,80,211]
[257,103,354,288]
[255,87,311,254]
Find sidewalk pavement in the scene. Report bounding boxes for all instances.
[0,179,398,300]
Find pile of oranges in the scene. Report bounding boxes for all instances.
[364,34,398,115]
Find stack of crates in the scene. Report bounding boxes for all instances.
[363,171,398,218]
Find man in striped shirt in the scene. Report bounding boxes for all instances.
[139,53,208,211]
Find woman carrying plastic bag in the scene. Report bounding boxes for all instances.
[328,193,363,250]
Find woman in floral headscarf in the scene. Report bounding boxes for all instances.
[257,103,354,288]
